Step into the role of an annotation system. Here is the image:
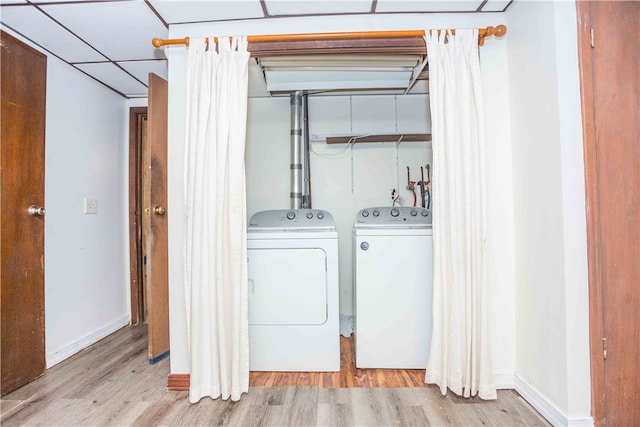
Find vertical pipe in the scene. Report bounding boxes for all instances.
[290,91,303,209]
[302,93,312,209]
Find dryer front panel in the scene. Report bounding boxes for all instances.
[248,248,327,326]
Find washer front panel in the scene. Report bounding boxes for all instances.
[354,233,433,369]
[354,206,432,229]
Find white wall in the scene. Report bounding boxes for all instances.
[0,27,133,367]
[128,98,148,109]
[479,31,517,388]
[44,54,131,366]
[166,12,516,391]
[506,1,591,424]
[166,46,189,374]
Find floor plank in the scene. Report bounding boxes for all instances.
[1,325,550,426]
[250,335,427,388]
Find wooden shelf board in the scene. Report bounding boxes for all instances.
[325,133,432,144]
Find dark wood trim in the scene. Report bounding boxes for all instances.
[128,107,147,325]
[575,1,603,425]
[249,37,426,57]
[0,30,47,60]
[167,373,190,391]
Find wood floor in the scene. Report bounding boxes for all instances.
[1,325,549,426]
[250,336,425,388]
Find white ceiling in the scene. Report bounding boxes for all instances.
[0,0,511,98]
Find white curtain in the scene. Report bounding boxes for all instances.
[424,29,496,400]
[183,36,250,403]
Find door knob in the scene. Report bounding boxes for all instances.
[28,205,46,216]
[153,206,166,216]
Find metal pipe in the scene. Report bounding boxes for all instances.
[290,91,303,209]
[302,93,312,209]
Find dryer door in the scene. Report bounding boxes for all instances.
[248,248,327,325]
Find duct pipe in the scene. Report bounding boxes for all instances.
[290,91,303,209]
[302,94,312,209]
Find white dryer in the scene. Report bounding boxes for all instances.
[353,206,433,369]
[247,209,340,372]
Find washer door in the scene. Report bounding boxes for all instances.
[248,248,327,325]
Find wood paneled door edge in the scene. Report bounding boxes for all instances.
[575,1,603,425]
[128,106,147,325]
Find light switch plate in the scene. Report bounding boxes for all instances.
[84,198,97,214]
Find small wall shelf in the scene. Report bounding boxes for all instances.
[325,133,432,144]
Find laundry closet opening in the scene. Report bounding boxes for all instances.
[245,91,433,387]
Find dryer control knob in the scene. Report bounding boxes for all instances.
[286,211,296,220]
[390,208,400,217]
[361,210,370,217]
[317,212,324,219]
[373,210,380,217]
[410,209,418,216]
[421,210,429,217]
[306,212,313,219]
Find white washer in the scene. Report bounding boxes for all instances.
[353,206,433,369]
[247,209,340,372]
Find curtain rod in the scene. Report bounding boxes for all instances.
[152,25,507,49]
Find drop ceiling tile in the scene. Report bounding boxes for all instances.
[117,59,168,84]
[265,0,372,16]
[376,0,483,13]
[480,0,511,12]
[41,1,167,61]
[0,5,106,62]
[149,0,265,24]
[76,62,148,97]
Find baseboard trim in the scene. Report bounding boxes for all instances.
[514,373,594,427]
[168,373,190,391]
[566,418,597,427]
[494,371,515,389]
[46,315,130,368]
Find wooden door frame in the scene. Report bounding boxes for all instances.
[129,107,147,325]
[576,1,604,424]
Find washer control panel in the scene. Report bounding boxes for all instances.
[354,206,431,228]
[249,209,335,231]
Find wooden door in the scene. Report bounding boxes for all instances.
[129,107,147,325]
[0,31,47,395]
[577,2,640,425]
[144,73,170,363]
